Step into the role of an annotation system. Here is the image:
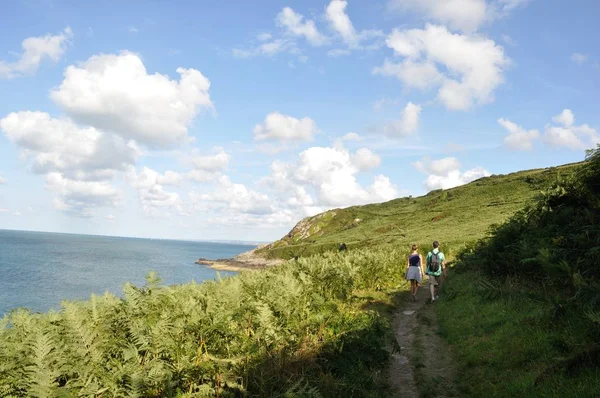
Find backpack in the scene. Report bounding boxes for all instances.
[429,252,440,273]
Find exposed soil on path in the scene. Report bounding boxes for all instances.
[388,282,458,397]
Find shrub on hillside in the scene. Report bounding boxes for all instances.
[461,146,600,285]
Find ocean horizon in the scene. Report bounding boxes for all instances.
[0,229,256,316]
[0,228,269,246]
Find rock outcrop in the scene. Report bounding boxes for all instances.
[196,245,285,272]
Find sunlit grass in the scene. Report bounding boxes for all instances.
[437,272,600,397]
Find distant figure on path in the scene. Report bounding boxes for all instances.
[338,242,347,252]
[406,244,424,301]
[426,241,447,302]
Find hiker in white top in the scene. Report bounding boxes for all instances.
[425,241,447,302]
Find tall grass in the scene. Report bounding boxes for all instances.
[0,248,410,397]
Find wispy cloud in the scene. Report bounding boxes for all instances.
[571,52,588,65]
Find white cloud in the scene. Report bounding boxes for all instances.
[276,7,327,46]
[326,0,358,46]
[257,32,273,41]
[254,112,317,141]
[544,126,585,150]
[327,49,352,57]
[374,59,442,91]
[413,156,490,190]
[571,53,588,65]
[498,118,540,150]
[123,151,232,217]
[426,167,491,190]
[129,26,139,33]
[387,0,531,33]
[552,109,575,127]
[369,175,398,201]
[259,39,294,55]
[138,185,182,216]
[127,166,182,189]
[232,48,253,58]
[187,147,230,181]
[233,39,297,58]
[14,211,22,217]
[263,146,398,211]
[0,111,141,217]
[389,0,486,32]
[497,0,531,12]
[0,208,8,213]
[106,214,115,221]
[383,102,422,136]
[341,132,362,141]
[0,111,138,178]
[498,110,599,152]
[413,156,461,175]
[203,208,297,228]
[198,176,273,215]
[0,27,72,79]
[125,166,183,216]
[0,176,6,184]
[50,51,214,147]
[374,24,509,110]
[189,148,230,172]
[46,172,120,217]
[501,34,516,46]
[544,109,599,150]
[236,2,382,61]
[351,148,381,171]
[325,0,383,49]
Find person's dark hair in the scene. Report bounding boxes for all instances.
[432,241,439,248]
[411,244,418,251]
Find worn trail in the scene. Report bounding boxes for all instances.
[388,284,458,397]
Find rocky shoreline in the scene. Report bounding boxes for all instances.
[195,245,285,272]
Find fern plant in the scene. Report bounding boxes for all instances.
[0,247,409,397]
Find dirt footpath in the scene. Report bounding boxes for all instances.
[388,283,458,398]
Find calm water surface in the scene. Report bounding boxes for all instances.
[0,229,253,315]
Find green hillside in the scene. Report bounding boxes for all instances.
[258,162,581,259]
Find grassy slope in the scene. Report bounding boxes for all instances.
[433,151,600,397]
[258,163,580,260]
[437,271,600,397]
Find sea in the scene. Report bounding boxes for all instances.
[0,229,255,316]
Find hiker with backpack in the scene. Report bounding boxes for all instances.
[426,241,447,302]
[406,244,425,301]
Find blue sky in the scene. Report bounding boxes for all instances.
[0,0,598,242]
